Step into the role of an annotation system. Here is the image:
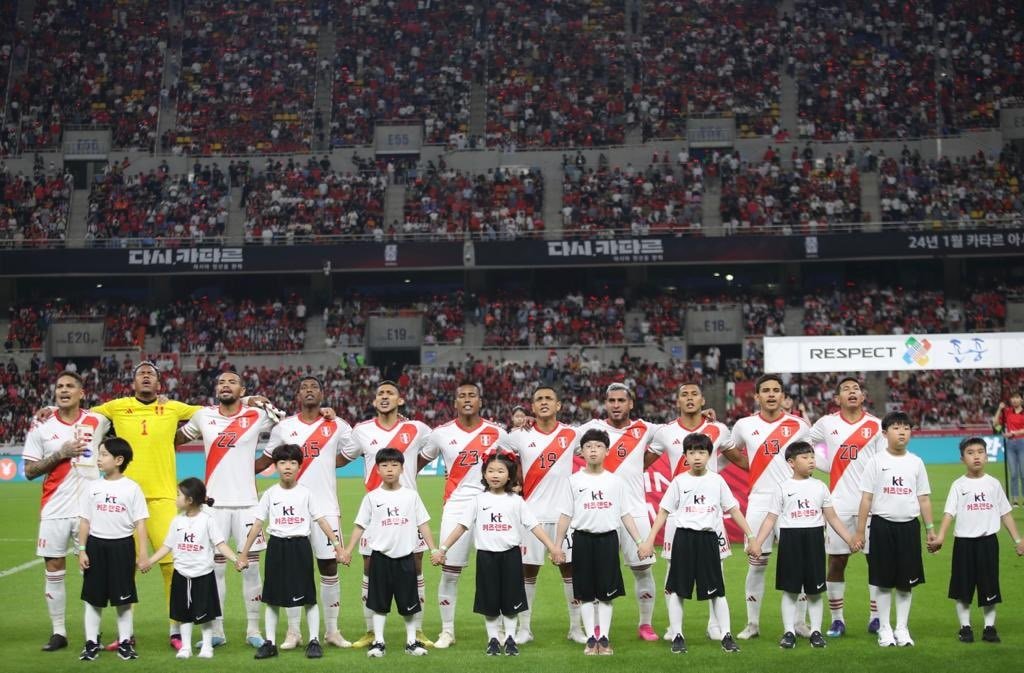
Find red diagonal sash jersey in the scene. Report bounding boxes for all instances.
[510,423,580,523]
[182,406,275,507]
[808,411,885,515]
[420,419,511,503]
[348,418,431,491]
[265,415,353,518]
[22,410,109,519]
[731,412,809,497]
[649,419,733,477]
[579,418,659,517]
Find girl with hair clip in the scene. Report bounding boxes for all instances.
[432,451,565,656]
[142,478,239,659]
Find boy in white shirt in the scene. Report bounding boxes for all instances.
[238,444,344,660]
[929,436,1024,644]
[77,438,150,661]
[639,432,755,655]
[340,448,438,658]
[854,412,935,648]
[555,429,644,656]
[748,441,860,649]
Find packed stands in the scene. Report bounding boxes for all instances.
[5,301,147,351]
[156,296,307,353]
[802,287,952,335]
[9,0,166,151]
[0,165,72,246]
[171,0,318,154]
[323,292,465,347]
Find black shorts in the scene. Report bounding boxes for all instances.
[170,570,222,624]
[262,536,317,607]
[80,535,137,608]
[666,528,725,601]
[367,550,420,615]
[948,534,1002,606]
[867,516,924,591]
[776,527,827,595]
[474,547,528,617]
[571,530,625,603]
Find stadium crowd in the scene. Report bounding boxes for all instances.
[0,163,72,245]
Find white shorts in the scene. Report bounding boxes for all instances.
[662,514,732,560]
[439,500,474,567]
[310,515,340,561]
[359,529,427,557]
[521,522,572,565]
[746,496,778,555]
[212,506,267,553]
[826,513,861,555]
[37,517,79,558]
[619,514,655,567]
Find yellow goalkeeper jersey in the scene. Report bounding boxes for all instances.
[90,397,201,500]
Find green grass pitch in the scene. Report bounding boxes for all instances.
[1,464,1022,672]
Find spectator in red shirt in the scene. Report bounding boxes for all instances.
[993,392,1024,506]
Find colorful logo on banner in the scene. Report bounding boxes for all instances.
[902,336,932,366]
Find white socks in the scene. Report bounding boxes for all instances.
[265,606,279,644]
[827,580,845,621]
[372,612,386,643]
[956,600,971,626]
[983,605,996,627]
[597,600,613,638]
[894,590,912,632]
[485,616,501,640]
[213,559,227,637]
[711,596,731,635]
[667,593,684,638]
[781,592,800,634]
[519,575,538,633]
[305,604,320,641]
[115,605,132,642]
[321,575,340,635]
[362,574,373,631]
[745,557,769,625]
[438,568,461,635]
[869,584,879,620]
[242,555,263,633]
[562,577,581,631]
[873,587,891,632]
[807,593,824,632]
[581,601,597,638]
[414,573,426,632]
[84,603,102,643]
[44,570,66,636]
[180,622,193,653]
[631,566,655,626]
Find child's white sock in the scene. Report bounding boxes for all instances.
[894,590,912,632]
[485,616,501,641]
[781,592,799,634]
[873,587,892,632]
[84,603,102,643]
[581,601,597,639]
[372,612,386,644]
[403,613,417,644]
[305,604,320,641]
[956,600,971,626]
[200,622,213,651]
[667,593,684,638]
[711,596,731,636]
[115,604,132,643]
[179,622,194,654]
[982,605,996,628]
[596,600,613,639]
[807,593,824,632]
[265,606,279,644]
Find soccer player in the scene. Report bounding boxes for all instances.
[176,370,279,648]
[748,441,860,649]
[419,381,512,648]
[578,382,662,642]
[854,411,935,647]
[807,376,886,636]
[929,436,1024,644]
[648,381,745,642]
[23,371,109,652]
[991,392,1024,507]
[556,429,644,655]
[90,362,201,650]
[729,373,810,639]
[341,380,433,648]
[507,385,584,643]
[640,433,754,655]
[257,375,355,650]
[238,444,345,660]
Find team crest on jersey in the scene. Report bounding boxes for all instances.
[630,428,642,439]
[399,433,409,444]
[558,437,568,449]
[480,435,492,447]
[321,426,332,437]
[781,426,791,438]
[862,427,873,438]
[240,418,249,429]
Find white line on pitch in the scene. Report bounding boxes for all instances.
[0,558,43,578]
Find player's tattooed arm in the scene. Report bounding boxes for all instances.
[24,438,87,479]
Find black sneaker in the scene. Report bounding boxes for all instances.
[982,626,1000,643]
[254,641,278,659]
[42,633,68,652]
[305,638,323,659]
[404,641,428,656]
[117,639,138,660]
[503,635,519,656]
[486,638,501,656]
[958,625,975,643]
[779,632,797,649]
[670,634,687,654]
[809,631,827,648]
[367,641,386,658]
[80,640,101,661]
[721,633,740,653]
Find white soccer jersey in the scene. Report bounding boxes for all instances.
[255,483,324,538]
[79,477,149,539]
[808,411,886,515]
[347,418,431,491]
[944,474,1011,538]
[181,406,276,507]
[649,418,732,477]
[770,477,833,529]
[420,419,511,503]
[731,412,810,498]
[354,486,430,558]
[23,410,109,519]
[562,470,627,533]
[659,471,739,531]
[510,423,580,522]
[265,415,351,517]
[458,490,540,552]
[861,451,931,522]
[163,510,226,578]
[578,418,659,517]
